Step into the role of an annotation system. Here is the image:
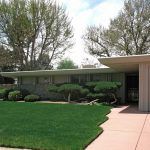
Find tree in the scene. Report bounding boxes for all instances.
[57,58,78,69]
[0,46,15,71]
[36,54,53,70]
[58,84,83,102]
[0,45,15,84]
[0,0,73,71]
[48,84,89,102]
[86,81,122,104]
[83,0,150,57]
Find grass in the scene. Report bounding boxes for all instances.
[0,101,111,150]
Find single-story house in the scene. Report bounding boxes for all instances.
[1,54,150,111]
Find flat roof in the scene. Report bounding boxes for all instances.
[99,54,150,72]
[2,54,150,78]
[1,68,116,78]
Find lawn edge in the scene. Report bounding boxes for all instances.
[84,107,112,149]
[0,102,112,150]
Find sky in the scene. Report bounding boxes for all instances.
[57,0,124,67]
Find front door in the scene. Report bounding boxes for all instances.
[126,74,139,103]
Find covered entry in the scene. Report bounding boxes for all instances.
[100,54,150,111]
[126,73,139,103]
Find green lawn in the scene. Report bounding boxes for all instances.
[0,101,111,150]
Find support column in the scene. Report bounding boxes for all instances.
[139,64,150,111]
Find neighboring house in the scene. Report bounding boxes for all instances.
[1,54,150,111]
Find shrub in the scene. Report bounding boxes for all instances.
[87,93,105,100]
[94,82,121,93]
[86,81,121,91]
[115,82,122,88]
[48,85,58,93]
[86,81,99,87]
[24,94,40,102]
[86,81,102,92]
[0,88,14,100]
[80,88,89,97]
[85,81,122,104]
[0,88,6,99]
[58,84,85,102]
[20,89,30,99]
[94,82,122,104]
[48,84,90,102]
[8,90,22,101]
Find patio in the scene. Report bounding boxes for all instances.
[86,105,150,150]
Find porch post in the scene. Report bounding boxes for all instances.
[139,64,150,111]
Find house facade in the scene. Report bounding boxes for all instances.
[1,68,125,102]
[1,54,150,111]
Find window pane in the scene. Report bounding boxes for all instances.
[71,75,79,83]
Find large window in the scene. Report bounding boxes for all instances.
[79,75,88,83]
[70,74,89,83]
[22,77,35,85]
[71,75,79,83]
[38,76,53,84]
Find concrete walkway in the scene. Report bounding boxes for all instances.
[86,105,150,150]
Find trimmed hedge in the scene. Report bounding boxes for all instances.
[80,88,89,97]
[48,85,58,93]
[58,84,83,101]
[87,93,105,99]
[94,82,121,93]
[58,84,83,93]
[24,94,40,102]
[48,84,88,102]
[47,82,122,103]
[8,90,21,101]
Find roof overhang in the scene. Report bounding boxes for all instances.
[99,54,150,73]
[2,55,150,78]
[1,68,116,78]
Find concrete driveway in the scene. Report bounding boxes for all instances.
[86,105,150,150]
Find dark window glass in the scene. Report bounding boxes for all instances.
[71,75,79,83]
[80,75,87,83]
[36,77,39,84]
[90,74,93,81]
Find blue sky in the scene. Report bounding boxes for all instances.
[57,0,124,67]
[85,0,105,8]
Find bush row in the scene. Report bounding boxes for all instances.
[48,81,122,103]
[0,81,122,103]
[0,88,39,102]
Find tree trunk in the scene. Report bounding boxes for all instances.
[110,93,118,105]
[67,93,71,103]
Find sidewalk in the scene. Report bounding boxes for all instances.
[86,105,150,150]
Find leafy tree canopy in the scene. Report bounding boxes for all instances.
[0,46,15,71]
[0,0,73,71]
[57,58,78,69]
[83,0,150,57]
[48,84,86,102]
